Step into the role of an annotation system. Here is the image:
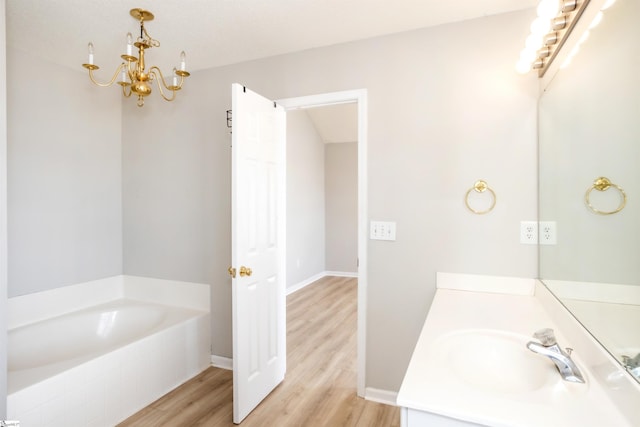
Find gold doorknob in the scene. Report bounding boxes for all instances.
[228,266,236,278]
[239,266,253,277]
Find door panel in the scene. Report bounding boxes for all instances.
[231,83,286,424]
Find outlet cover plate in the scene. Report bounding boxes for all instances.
[539,221,557,245]
[520,221,538,244]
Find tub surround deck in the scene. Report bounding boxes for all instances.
[7,275,211,427]
[397,273,640,427]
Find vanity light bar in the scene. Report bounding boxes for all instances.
[516,0,591,76]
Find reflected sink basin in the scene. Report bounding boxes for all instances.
[433,329,560,393]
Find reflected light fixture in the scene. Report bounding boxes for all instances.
[82,8,190,107]
[560,0,616,69]
[515,0,589,76]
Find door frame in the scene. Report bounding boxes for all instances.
[277,89,368,397]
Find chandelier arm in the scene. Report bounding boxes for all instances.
[121,84,132,98]
[87,63,128,87]
[149,67,179,101]
[127,61,136,82]
[149,66,183,90]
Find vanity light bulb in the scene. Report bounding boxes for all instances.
[520,47,538,63]
[530,17,552,37]
[560,56,573,69]
[589,12,603,29]
[526,33,544,51]
[567,44,580,61]
[515,59,532,74]
[578,30,590,45]
[537,0,561,20]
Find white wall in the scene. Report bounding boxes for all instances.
[121,95,209,282]
[286,110,326,288]
[1,0,8,416]
[7,50,122,297]
[120,9,538,391]
[325,142,358,273]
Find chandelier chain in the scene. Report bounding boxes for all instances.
[140,23,160,48]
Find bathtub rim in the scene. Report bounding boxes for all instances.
[8,275,210,330]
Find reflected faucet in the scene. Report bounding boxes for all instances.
[526,328,585,383]
[622,353,640,378]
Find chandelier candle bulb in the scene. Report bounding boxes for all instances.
[127,32,133,56]
[180,51,186,71]
[88,42,94,65]
[172,70,179,88]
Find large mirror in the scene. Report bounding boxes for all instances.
[539,0,640,381]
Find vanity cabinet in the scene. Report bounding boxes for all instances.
[396,273,636,427]
[401,407,485,427]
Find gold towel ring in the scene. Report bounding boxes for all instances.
[585,177,627,215]
[465,180,496,214]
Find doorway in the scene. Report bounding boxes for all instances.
[277,89,368,396]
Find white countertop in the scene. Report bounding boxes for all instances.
[396,273,637,427]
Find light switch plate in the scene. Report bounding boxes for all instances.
[370,221,396,241]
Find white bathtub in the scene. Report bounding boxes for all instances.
[7,275,211,427]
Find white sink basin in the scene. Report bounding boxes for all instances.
[432,329,566,393]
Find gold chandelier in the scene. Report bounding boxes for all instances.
[82,8,190,107]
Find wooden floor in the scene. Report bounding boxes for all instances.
[118,276,400,426]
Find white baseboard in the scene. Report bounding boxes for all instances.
[211,355,233,370]
[286,272,327,295]
[325,271,358,278]
[286,271,358,295]
[364,387,398,406]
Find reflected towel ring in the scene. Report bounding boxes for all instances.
[465,180,496,214]
[585,177,627,215]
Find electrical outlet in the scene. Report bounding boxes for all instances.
[539,221,557,245]
[520,221,538,244]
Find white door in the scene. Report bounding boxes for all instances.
[231,83,286,424]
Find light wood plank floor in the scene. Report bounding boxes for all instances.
[118,276,400,426]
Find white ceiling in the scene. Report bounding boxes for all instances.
[6,0,537,74]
